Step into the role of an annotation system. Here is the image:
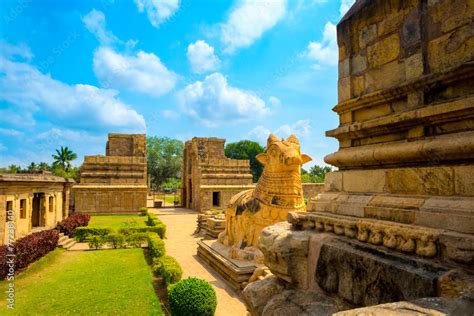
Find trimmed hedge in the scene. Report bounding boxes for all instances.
[126,233,148,248]
[168,277,217,316]
[147,232,165,258]
[119,226,166,239]
[139,207,148,216]
[1,229,59,279]
[153,255,182,285]
[57,212,90,236]
[75,227,111,242]
[106,233,126,249]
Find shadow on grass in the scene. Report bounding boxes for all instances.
[143,248,171,316]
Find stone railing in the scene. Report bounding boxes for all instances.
[288,211,440,257]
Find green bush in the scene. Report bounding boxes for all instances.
[153,255,182,285]
[146,213,157,226]
[106,233,126,249]
[168,278,217,316]
[147,232,165,258]
[88,236,105,250]
[75,227,111,242]
[139,207,148,216]
[126,233,148,248]
[119,225,166,239]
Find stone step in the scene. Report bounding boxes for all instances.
[59,232,65,237]
[60,239,77,249]
[58,236,69,244]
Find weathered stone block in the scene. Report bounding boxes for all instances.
[315,238,446,306]
[405,53,424,80]
[338,77,351,102]
[365,59,405,92]
[352,75,365,97]
[342,170,386,193]
[367,34,401,68]
[359,24,377,49]
[386,167,454,196]
[324,172,342,192]
[454,165,474,196]
[351,54,367,74]
[339,58,350,78]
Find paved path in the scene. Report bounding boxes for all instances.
[150,207,248,316]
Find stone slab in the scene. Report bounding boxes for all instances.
[197,239,260,290]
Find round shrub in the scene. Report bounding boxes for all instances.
[126,233,148,248]
[139,207,148,216]
[168,277,217,316]
[88,235,105,250]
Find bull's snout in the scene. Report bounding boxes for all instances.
[285,156,302,165]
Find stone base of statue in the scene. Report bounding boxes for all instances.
[197,239,264,290]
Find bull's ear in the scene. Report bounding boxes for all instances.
[301,154,312,164]
[287,134,299,144]
[256,153,268,165]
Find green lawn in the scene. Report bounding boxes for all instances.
[0,249,163,315]
[88,214,148,231]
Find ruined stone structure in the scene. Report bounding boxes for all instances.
[73,134,147,214]
[181,137,254,213]
[302,183,324,201]
[0,173,73,245]
[244,0,474,314]
[219,134,312,251]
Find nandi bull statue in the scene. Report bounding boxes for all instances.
[218,133,311,262]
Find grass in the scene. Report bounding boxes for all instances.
[154,194,181,206]
[0,248,163,315]
[88,214,148,231]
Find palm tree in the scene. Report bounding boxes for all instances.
[27,162,38,173]
[52,146,77,171]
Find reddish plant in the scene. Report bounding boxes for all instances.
[57,212,91,236]
[0,229,59,280]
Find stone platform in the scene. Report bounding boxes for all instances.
[197,239,262,290]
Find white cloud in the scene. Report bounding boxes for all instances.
[249,119,312,142]
[187,40,220,74]
[220,0,287,53]
[82,9,120,45]
[304,22,337,68]
[0,40,33,61]
[0,46,146,131]
[0,128,22,136]
[268,96,282,107]
[162,109,179,119]
[177,72,269,127]
[340,0,355,17]
[135,0,179,27]
[93,46,179,97]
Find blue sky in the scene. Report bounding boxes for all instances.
[0,0,354,168]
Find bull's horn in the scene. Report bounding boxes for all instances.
[287,134,299,144]
[267,133,279,145]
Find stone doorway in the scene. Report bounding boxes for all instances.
[212,191,220,207]
[32,193,45,227]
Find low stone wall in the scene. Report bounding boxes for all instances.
[302,183,324,200]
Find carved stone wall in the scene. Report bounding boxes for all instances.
[311,0,474,254]
[73,134,147,214]
[181,137,254,213]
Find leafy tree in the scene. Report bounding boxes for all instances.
[147,136,184,188]
[225,140,265,182]
[27,162,38,173]
[309,165,332,182]
[38,162,51,171]
[301,165,332,183]
[7,164,22,173]
[52,146,77,171]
